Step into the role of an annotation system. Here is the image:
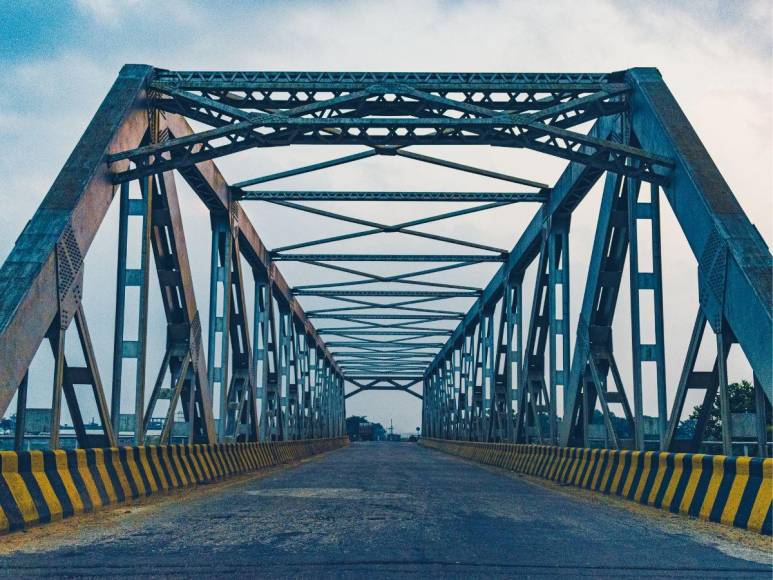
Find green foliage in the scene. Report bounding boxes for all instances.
[686,380,755,440]
[346,415,387,440]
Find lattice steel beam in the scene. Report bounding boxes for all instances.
[235,191,547,202]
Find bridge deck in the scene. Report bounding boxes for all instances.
[0,443,768,578]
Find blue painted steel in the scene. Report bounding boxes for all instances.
[2,66,769,453]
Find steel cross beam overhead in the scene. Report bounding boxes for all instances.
[0,66,768,458]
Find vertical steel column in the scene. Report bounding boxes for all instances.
[13,372,28,451]
[506,279,523,442]
[207,214,233,441]
[480,308,495,441]
[754,376,768,457]
[252,274,270,440]
[461,333,473,440]
[715,330,733,455]
[548,218,570,444]
[314,349,324,438]
[451,347,462,439]
[444,356,454,438]
[628,180,667,449]
[111,176,153,443]
[48,320,66,449]
[515,241,550,444]
[278,309,292,440]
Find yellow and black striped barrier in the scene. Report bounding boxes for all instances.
[420,438,772,535]
[0,437,348,534]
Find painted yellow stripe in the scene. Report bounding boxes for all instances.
[0,504,8,532]
[137,448,158,493]
[201,446,220,479]
[74,449,102,509]
[571,450,589,486]
[622,451,641,498]
[535,448,551,476]
[582,449,600,488]
[29,451,63,521]
[148,447,170,491]
[202,445,220,478]
[1,452,39,525]
[598,450,616,492]
[169,447,189,486]
[633,452,655,502]
[122,449,147,497]
[609,451,629,495]
[158,447,180,488]
[525,447,538,474]
[53,450,84,514]
[590,450,608,491]
[548,449,564,480]
[184,446,203,482]
[661,453,686,510]
[721,457,750,526]
[190,445,207,480]
[678,454,706,514]
[92,449,118,504]
[565,450,581,484]
[646,453,670,506]
[507,445,518,471]
[698,455,726,521]
[747,459,773,532]
[108,449,133,500]
[212,446,229,475]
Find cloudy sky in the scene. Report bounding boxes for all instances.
[0,0,770,435]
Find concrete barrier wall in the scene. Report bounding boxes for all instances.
[0,437,348,534]
[420,438,772,535]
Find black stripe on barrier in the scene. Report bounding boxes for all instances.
[15,453,51,523]
[84,449,111,506]
[100,449,127,503]
[710,458,735,523]
[653,453,676,508]
[602,452,621,494]
[174,446,195,483]
[624,454,646,501]
[592,451,610,491]
[735,459,764,528]
[117,447,140,499]
[0,455,26,530]
[187,446,205,481]
[141,448,164,491]
[132,448,155,494]
[762,506,772,535]
[197,446,213,479]
[687,456,715,517]
[42,453,74,518]
[613,452,632,496]
[639,454,660,503]
[65,452,93,512]
[153,446,175,489]
[208,446,224,476]
[669,454,693,513]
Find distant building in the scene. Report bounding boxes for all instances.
[24,408,52,435]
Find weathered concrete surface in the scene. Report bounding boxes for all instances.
[0,442,769,578]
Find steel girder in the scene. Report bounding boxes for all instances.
[235,191,547,202]
[1,66,768,454]
[424,69,771,452]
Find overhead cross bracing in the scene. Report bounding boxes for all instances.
[0,66,769,456]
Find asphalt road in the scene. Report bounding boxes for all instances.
[0,442,770,578]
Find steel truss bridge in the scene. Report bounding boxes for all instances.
[0,66,769,456]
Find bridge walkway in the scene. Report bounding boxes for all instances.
[0,443,768,578]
